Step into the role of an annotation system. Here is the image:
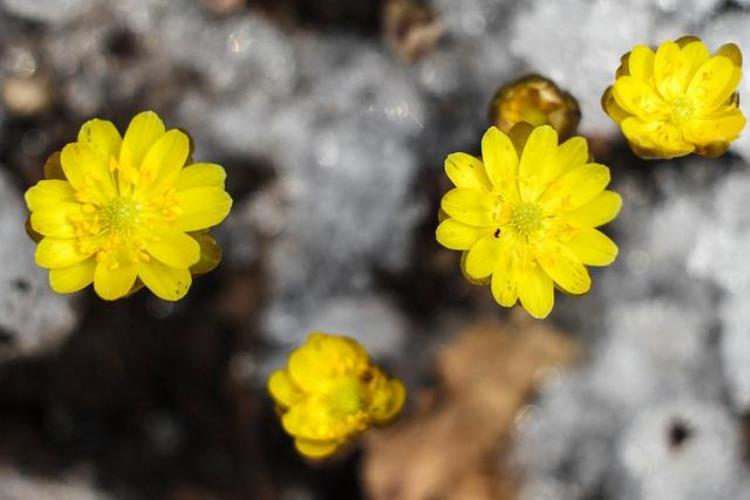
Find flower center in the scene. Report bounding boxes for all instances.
[668,97,696,124]
[104,197,141,232]
[509,202,543,237]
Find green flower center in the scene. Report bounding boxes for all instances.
[104,197,141,232]
[509,202,543,237]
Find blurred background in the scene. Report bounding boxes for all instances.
[2,0,750,498]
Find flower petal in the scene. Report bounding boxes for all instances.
[687,56,739,110]
[440,188,496,227]
[556,136,589,174]
[175,163,227,191]
[29,202,80,238]
[119,111,166,170]
[175,187,233,232]
[436,219,490,250]
[44,152,66,180]
[621,117,694,159]
[612,76,668,120]
[35,237,93,269]
[137,258,192,301]
[538,243,591,295]
[49,258,96,294]
[540,163,610,210]
[77,118,122,162]
[139,129,191,194]
[565,228,618,266]
[25,180,76,211]
[628,44,655,82]
[518,125,559,201]
[144,228,201,268]
[654,41,691,101]
[93,256,139,301]
[464,233,501,279]
[517,265,554,319]
[372,379,406,424]
[267,370,302,408]
[490,235,517,307]
[681,40,710,80]
[481,127,519,198]
[60,142,117,203]
[294,438,339,459]
[682,108,746,145]
[715,43,742,69]
[189,232,223,275]
[564,190,622,227]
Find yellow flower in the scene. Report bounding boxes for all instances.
[602,36,746,159]
[24,111,233,301]
[268,333,406,459]
[436,124,621,319]
[489,74,581,140]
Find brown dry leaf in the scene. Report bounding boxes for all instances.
[363,312,579,500]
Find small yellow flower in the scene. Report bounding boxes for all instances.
[24,111,233,301]
[603,36,746,159]
[436,125,621,319]
[268,333,406,459]
[489,74,581,140]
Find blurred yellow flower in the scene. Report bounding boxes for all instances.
[437,125,620,319]
[489,74,581,140]
[25,111,232,301]
[603,36,746,159]
[268,333,406,459]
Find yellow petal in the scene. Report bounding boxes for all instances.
[268,370,302,408]
[176,163,227,191]
[464,233,501,279]
[687,56,739,109]
[175,187,233,232]
[565,228,618,266]
[601,85,631,124]
[24,180,75,211]
[517,265,554,319]
[556,136,589,174]
[681,40,710,80]
[440,188,495,227]
[119,111,166,170]
[490,235,518,307]
[612,76,668,120]
[294,438,339,459]
[139,129,190,194]
[444,152,491,191]
[436,218,490,250]
[372,379,406,424]
[715,43,742,69]
[518,125,559,201]
[29,202,80,238]
[77,118,122,161]
[682,108,746,145]
[93,257,138,301]
[621,117,694,159]
[538,243,591,295]
[654,41,691,100]
[35,237,93,269]
[481,127,519,198]
[137,258,192,301]
[540,163,610,210]
[60,142,117,203]
[564,191,622,227]
[49,258,96,294]
[43,152,65,180]
[189,232,223,275]
[144,228,200,268]
[628,44,655,82]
